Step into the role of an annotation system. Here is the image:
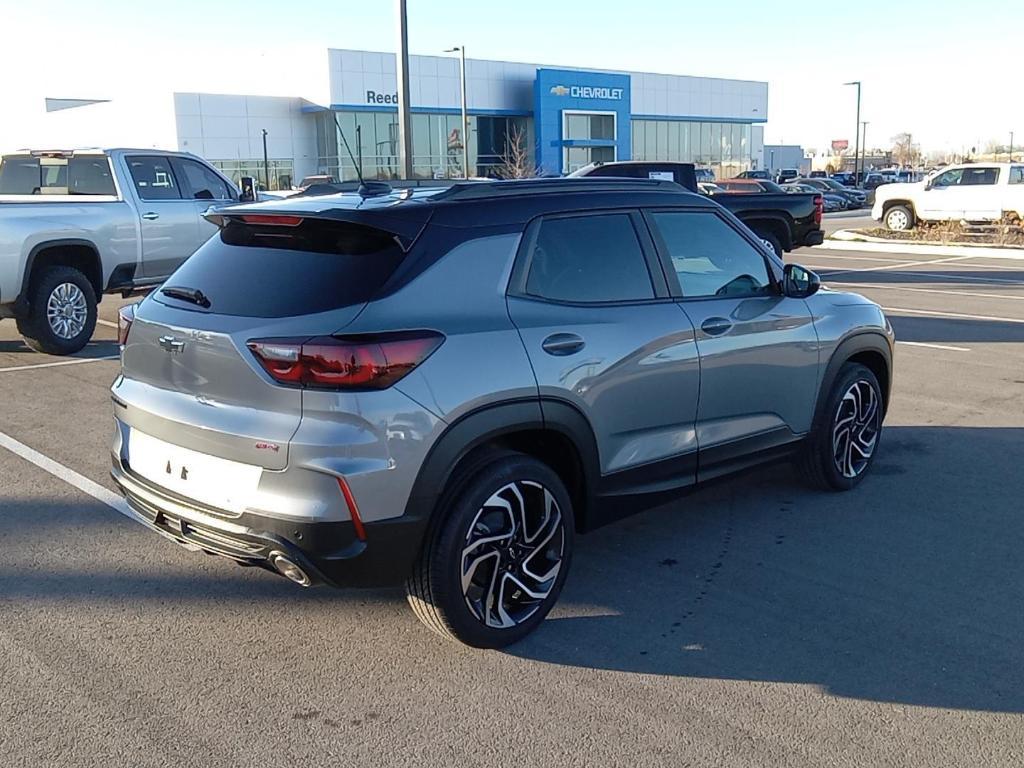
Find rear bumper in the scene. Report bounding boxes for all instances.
[802,229,825,247]
[111,457,429,588]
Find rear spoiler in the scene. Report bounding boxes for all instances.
[202,205,433,253]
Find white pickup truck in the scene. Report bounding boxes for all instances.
[872,162,1024,231]
[0,148,253,354]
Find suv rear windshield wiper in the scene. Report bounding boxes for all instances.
[160,285,211,309]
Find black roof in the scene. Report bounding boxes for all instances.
[218,177,710,245]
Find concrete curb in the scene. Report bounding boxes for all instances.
[819,231,1024,260]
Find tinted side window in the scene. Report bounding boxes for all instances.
[127,156,182,200]
[650,211,772,298]
[68,156,116,195]
[960,167,999,186]
[1010,166,1024,185]
[525,213,654,303]
[173,158,232,200]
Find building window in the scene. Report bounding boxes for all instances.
[630,118,755,179]
[315,110,534,181]
[209,159,293,191]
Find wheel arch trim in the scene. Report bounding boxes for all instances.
[813,331,892,431]
[19,238,104,302]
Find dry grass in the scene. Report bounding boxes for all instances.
[860,219,1024,247]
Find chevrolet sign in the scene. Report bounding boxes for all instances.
[550,84,624,100]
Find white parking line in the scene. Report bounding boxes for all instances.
[882,306,1024,324]
[97,318,117,329]
[0,430,131,518]
[836,282,1024,302]
[819,256,974,278]
[814,268,1024,286]
[0,355,118,373]
[896,341,971,352]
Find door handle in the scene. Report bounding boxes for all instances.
[701,317,733,336]
[141,212,160,220]
[541,333,585,356]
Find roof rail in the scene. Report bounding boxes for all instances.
[434,177,687,201]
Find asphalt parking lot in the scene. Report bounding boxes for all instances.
[2,242,1023,767]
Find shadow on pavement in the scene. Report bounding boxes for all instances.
[0,339,120,359]
[509,426,1024,713]
[820,268,1024,287]
[3,427,1023,712]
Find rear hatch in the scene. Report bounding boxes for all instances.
[115,211,417,473]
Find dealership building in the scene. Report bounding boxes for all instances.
[174,48,768,189]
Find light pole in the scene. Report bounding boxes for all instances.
[1010,131,1015,162]
[444,46,470,178]
[261,129,269,190]
[844,81,861,183]
[395,0,413,179]
[861,121,869,174]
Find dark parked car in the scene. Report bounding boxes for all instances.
[735,169,772,180]
[111,177,893,648]
[795,177,867,208]
[784,183,846,212]
[775,169,800,185]
[571,161,824,257]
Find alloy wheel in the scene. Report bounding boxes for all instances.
[460,480,565,629]
[832,379,881,478]
[46,282,88,340]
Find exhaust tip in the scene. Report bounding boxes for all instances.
[270,553,311,587]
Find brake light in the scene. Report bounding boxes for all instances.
[247,332,443,390]
[239,215,303,226]
[117,303,136,346]
[813,194,824,225]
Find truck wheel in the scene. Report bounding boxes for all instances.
[406,451,574,648]
[884,205,914,231]
[755,230,783,258]
[16,266,98,355]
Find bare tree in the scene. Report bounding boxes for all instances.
[494,123,537,179]
[891,132,920,167]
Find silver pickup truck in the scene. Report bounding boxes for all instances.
[0,148,251,354]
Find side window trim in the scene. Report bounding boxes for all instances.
[125,154,186,202]
[506,208,669,306]
[641,206,783,300]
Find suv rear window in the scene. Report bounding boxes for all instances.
[0,154,116,195]
[155,218,407,318]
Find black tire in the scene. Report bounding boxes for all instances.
[755,230,783,258]
[16,266,97,355]
[884,204,915,231]
[797,362,884,491]
[406,451,574,648]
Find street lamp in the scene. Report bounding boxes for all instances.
[444,46,470,178]
[844,81,861,183]
[261,129,269,190]
[1010,131,1015,162]
[861,121,869,174]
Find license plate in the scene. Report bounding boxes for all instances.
[128,429,262,514]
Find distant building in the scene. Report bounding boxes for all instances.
[763,144,809,175]
[174,48,769,187]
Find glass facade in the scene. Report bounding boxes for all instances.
[315,110,534,181]
[210,159,294,191]
[631,119,752,179]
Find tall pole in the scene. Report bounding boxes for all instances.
[1010,131,1014,162]
[261,129,269,190]
[356,124,363,177]
[445,46,470,178]
[459,47,469,178]
[395,0,413,180]
[861,121,869,175]
[845,81,861,184]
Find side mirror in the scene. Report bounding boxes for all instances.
[783,263,821,298]
[238,176,257,203]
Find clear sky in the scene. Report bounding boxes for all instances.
[0,0,1016,155]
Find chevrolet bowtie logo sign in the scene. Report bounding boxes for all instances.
[549,84,624,100]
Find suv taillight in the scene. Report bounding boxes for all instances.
[248,332,444,390]
[117,303,136,346]
[813,194,824,224]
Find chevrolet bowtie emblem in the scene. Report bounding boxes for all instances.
[158,335,185,353]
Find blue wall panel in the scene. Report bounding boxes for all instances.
[534,68,631,175]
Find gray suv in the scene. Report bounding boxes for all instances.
[110,179,894,648]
